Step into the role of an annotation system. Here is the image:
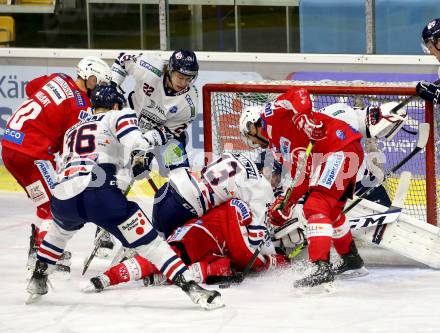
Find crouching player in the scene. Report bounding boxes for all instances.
[85,198,289,292]
[25,84,223,309]
[239,87,367,289]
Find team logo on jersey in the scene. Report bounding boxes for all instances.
[279,137,291,161]
[169,105,178,113]
[3,127,25,145]
[74,90,86,107]
[230,199,251,225]
[139,60,162,77]
[336,129,346,140]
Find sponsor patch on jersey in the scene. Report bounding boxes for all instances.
[117,210,151,244]
[317,151,345,189]
[34,160,57,190]
[232,153,258,179]
[230,199,251,225]
[26,180,50,206]
[264,103,273,117]
[336,129,346,140]
[53,76,74,98]
[167,225,193,242]
[139,60,162,77]
[3,127,25,145]
[74,90,86,107]
[35,91,50,107]
[169,105,178,113]
[279,137,291,162]
[78,109,90,121]
[43,81,67,106]
[185,94,196,117]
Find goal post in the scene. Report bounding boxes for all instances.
[202,80,438,226]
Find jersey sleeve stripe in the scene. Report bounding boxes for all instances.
[115,113,137,128]
[116,127,137,141]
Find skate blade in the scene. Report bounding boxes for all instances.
[25,293,43,305]
[96,248,113,259]
[336,267,369,280]
[293,281,336,295]
[197,295,225,310]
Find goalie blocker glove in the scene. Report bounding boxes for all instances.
[416,81,440,104]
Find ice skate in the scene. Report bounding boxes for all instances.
[143,273,168,287]
[332,241,369,280]
[26,224,38,271]
[82,274,111,293]
[26,260,50,304]
[174,274,224,310]
[95,228,114,258]
[293,260,335,292]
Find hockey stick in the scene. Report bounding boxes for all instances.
[82,228,106,275]
[279,141,314,210]
[343,123,429,214]
[371,171,412,244]
[219,229,271,289]
[389,79,440,115]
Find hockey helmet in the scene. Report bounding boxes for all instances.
[421,18,440,53]
[239,105,266,148]
[168,50,199,81]
[77,56,112,85]
[91,84,126,109]
[366,102,408,141]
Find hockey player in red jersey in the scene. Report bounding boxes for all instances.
[1,56,112,269]
[85,199,289,292]
[239,87,367,288]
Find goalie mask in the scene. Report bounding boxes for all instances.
[77,56,112,85]
[366,102,408,141]
[239,105,269,148]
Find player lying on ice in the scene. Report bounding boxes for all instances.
[26,84,223,310]
[83,151,291,291]
[84,198,291,292]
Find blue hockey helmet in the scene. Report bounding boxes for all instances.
[421,18,440,53]
[91,84,126,109]
[168,50,199,80]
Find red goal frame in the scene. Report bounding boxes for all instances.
[202,83,437,226]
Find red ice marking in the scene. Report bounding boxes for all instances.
[136,227,144,235]
[140,219,145,225]
[138,212,142,217]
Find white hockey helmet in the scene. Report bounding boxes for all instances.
[367,101,408,141]
[239,105,264,148]
[77,56,112,85]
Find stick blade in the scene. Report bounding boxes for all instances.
[391,171,412,209]
[416,123,430,148]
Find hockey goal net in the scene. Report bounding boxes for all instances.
[202,80,438,226]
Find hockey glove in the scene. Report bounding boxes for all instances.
[268,194,296,227]
[131,150,154,178]
[143,127,171,147]
[263,254,290,271]
[416,80,440,103]
[292,113,327,141]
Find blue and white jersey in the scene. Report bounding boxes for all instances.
[169,153,275,242]
[317,102,367,137]
[112,53,198,136]
[53,107,153,199]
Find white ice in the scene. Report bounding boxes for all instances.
[1,190,440,333]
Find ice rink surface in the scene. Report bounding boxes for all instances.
[1,190,440,333]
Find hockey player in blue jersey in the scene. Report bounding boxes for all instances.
[25,84,223,310]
